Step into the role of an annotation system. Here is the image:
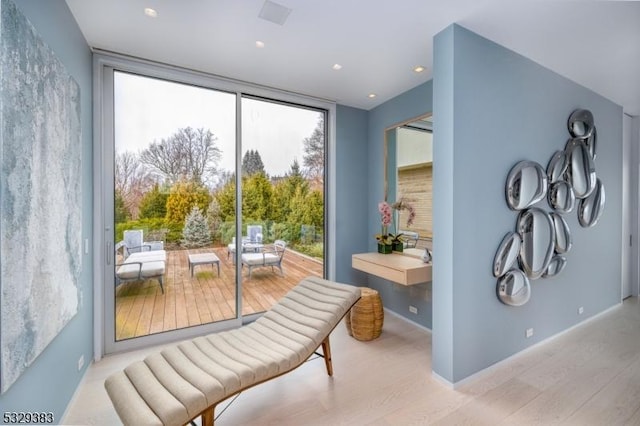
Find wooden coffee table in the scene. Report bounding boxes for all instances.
[188,253,220,277]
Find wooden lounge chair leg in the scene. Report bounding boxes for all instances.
[321,337,333,376]
[201,406,214,426]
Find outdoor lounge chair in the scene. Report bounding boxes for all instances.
[116,241,167,293]
[241,239,286,277]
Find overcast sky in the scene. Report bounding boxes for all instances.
[114,71,321,177]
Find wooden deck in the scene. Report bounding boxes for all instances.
[115,246,323,341]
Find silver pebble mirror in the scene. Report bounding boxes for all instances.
[493,108,603,306]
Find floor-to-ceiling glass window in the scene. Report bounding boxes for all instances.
[98,58,328,354]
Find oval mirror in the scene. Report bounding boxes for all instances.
[517,207,555,280]
[578,178,605,228]
[548,180,576,214]
[547,150,568,184]
[543,255,567,278]
[585,126,597,160]
[568,109,594,139]
[505,161,548,210]
[493,232,522,277]
[565,139,596,199]
[551,212,572,254]
[497,269,531,307]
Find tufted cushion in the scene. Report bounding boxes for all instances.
[105,276,361,426]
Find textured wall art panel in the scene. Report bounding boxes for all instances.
[0,0,82,393]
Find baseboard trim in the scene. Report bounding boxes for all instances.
[447,302,623,389]
[431,371,454,389]
[370,302,622,390]
[60,360,91,424]
[383,307,432,333]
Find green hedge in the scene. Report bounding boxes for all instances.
[115,218,182,244]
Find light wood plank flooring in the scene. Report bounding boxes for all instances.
[115,247,323,340]
[64,297,640,425]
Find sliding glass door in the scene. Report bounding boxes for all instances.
[239,96,326,317]
[98,58,328,354]
[111,71,238,343]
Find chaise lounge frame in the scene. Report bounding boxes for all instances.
[105,276,361,426]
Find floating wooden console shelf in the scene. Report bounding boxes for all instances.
[352,252,432,286]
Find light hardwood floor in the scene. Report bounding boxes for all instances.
[64,297,640,425]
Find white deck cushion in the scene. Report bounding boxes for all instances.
[241,252,279,265]
[105,276,361,426]
[140,261,165,278]
[126,250,166,263]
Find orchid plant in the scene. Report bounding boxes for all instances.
[375,198,416,245]
[375,201,394,245]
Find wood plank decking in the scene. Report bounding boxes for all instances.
[114,246,323,341]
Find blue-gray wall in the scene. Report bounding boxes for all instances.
[432,24,623,383]
[0,0,93,419]
[365,82,434,328]
[335,105,369,284]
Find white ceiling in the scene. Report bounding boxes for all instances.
[65,0,640,114]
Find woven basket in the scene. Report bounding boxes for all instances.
[345,287,384,341]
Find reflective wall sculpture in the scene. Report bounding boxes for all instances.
[494,108,605,306]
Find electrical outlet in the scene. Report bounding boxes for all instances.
[578,306,584,315]
[409,305,418,314]
[525,328,534,338]
[77,355,84,371]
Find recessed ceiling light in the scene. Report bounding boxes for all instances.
[256,41,265,48]
[332,64,342,70]
[413,65,426,73]
[368,93,377,99]
[144,8,158,18]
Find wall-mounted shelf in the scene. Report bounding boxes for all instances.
[352,252,432,286]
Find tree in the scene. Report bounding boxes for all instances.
[270,159,309,223]
[241,149,266,176]
[242,173,273,221]
[214,179,236,222]
[302,115,325,186]
[140,127,222,185]
[165,179,211,225]
[138,184,169,219]
[181,206,211,248]
[114,190,131,223]
[115,151,155,219]
[213,170,234,190]
[206,198,222,241]
[303,190,324,227]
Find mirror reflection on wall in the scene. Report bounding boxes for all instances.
[384,114,433,249]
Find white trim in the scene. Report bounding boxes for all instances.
[92,56,106,363]
[383,307,432,333]
[623,113,632,299]
[630,114,640,297]
[327,111,337,280]
[60,360,91,423]
[431,371,455,389]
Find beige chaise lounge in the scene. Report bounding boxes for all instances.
[104,276,361,426]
